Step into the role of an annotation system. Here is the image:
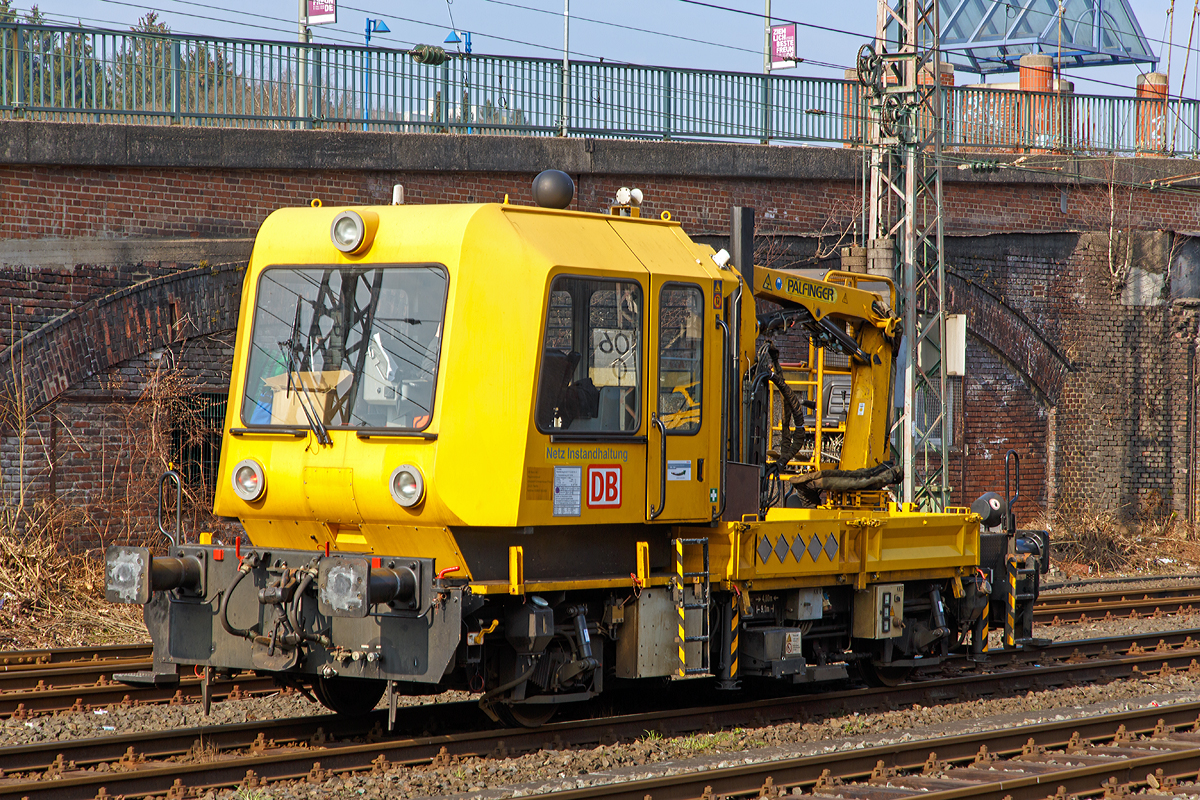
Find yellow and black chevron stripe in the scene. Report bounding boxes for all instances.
[730,595,739,679]
[675,538,686,678]
[1005,559,1016,649]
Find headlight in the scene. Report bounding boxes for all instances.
[331,211,363,252]
[105,546,151,604]
[389,464,425,507]
[232,459,266,501]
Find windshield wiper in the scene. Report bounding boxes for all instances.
[278,299,332,445]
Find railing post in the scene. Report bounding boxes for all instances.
[761,73,770,144]
[1110,98,1119,153]
[559,60,569,136]
[312,45,322,128]
[171,39,181,125]
[13,25,23,113]
[662,69,672,140]
[441,60,449,131]
[298,33,310,129]
[1185,98,1195,155]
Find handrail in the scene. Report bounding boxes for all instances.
[648,413,668,521]
[0,21,1194,155]
[1004,449,1020,534]
[716,318,730,522]
[157,468,183,548]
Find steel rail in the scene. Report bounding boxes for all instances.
[7,629,1200,799]
[0,673,278,718]
[1041,573,1200,591]
[1039,582,1200,605]
[1035,593,1200,623]
[0,643,150,668]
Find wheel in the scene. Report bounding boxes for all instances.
[312,676,387,715]
[858,661,913,688]
[495,702,559,728]
[855,43,881,90]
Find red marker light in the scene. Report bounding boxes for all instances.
[372,557,381,568]
[213,549,224,562]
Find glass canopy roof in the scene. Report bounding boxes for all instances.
[888,0,1158,74]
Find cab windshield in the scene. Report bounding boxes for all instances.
[241,265,448,431]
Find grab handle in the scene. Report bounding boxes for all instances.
[1004,449,1020,534]
[649,414,667,520]
[158,469,183,548]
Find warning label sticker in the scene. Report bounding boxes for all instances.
[553,466,582,517]
[525,467,552,501]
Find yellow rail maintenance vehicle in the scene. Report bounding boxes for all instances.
[105,171,1045,726]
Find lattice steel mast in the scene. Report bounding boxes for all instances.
[860,0,950,510]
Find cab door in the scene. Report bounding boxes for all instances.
[646,278,713,522]
[607,220,721,523]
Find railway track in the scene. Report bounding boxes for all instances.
[1035,582,1200,623]
[0,643,276,718]
[518,696,1200,800]
[6,628,1200,799]
[2,582,1200,718]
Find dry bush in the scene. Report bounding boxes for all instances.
[0,337,228,648]
[0,502,146,648]
[1049,493,1200,576]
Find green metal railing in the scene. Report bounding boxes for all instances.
[0,21,1196,156]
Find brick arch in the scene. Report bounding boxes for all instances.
[0,262,245,414]
[947,271,1072,405]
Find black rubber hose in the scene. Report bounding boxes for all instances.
[219,566,258,641]
[287,573,322,642]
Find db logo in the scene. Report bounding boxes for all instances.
[587,465,622,508]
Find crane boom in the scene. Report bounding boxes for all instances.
[750,266,900,472]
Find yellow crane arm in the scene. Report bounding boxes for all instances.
[751,266,901,472]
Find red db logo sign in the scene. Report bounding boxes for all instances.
[587,465,622,508]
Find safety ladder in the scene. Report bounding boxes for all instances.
[672,537,711,677]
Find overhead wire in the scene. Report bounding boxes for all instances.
[482,0,848,69]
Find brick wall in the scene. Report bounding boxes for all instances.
[944,231,1200,520]
[0,333,236,549]
[8,163,1200,246]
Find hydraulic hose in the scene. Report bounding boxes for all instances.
[287,572,329,645]
[219,564,258,641]
[287,572,314,637]
[477,664,538,722]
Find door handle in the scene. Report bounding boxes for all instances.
[648,413,667,520]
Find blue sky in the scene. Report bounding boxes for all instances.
[23,0,1192,98]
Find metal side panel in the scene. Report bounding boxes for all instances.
[615,588,677,679]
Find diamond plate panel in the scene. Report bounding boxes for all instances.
[774,535,790,563]
[757,535,772,564]
[824,533,839,561]
[807,534,822,562]
[791,535,806,563]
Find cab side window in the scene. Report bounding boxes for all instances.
[536,276,642,433]
[657,284,703,433]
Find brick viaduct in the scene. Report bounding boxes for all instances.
[2,119,1199,545]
